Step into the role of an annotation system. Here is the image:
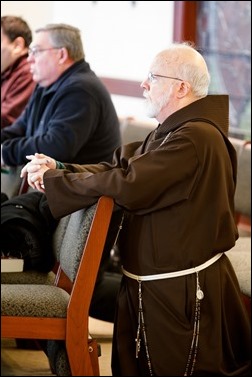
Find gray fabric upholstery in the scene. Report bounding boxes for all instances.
[1,270,55,284]
[1,284,69,317]
[59,205,96,282]
[234,143,251,218]
[1,166,23,199]
[225,236,251,297]
[52,214,71,260]
[120,117,156,144]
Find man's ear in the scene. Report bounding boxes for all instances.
[12,36,26,54]
[58,47,69,64]
[177,81,191,98]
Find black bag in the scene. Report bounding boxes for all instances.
[1,191,58,272]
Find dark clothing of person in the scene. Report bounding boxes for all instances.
[1,59,121,166]
[1,191,57,272]
[38,95,251,375]
[1,192,9,203]
[89,271,122,322]
[1,54,35,128]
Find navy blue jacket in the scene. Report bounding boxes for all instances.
[1,59,121,166]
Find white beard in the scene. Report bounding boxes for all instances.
[144,90,170,119]
[144,99,159,118]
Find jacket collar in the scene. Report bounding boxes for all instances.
[36,59,89,95]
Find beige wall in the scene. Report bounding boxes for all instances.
[1,1,54,36]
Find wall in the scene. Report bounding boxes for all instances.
[1,1,54,33]
[1,1,174,122]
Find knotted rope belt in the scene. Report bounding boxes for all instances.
[122,252,224,376]
[122,252,223,281]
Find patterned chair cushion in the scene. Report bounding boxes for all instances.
[1,284,69,317]
[1,270,55,284]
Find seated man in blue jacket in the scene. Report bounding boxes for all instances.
[1,22,121,167]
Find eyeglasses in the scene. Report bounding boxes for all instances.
[28,47,62,57]
[147,72,183,83]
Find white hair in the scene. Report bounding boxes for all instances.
[159,42,211,97]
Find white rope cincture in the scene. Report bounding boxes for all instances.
[122,253,223,281]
